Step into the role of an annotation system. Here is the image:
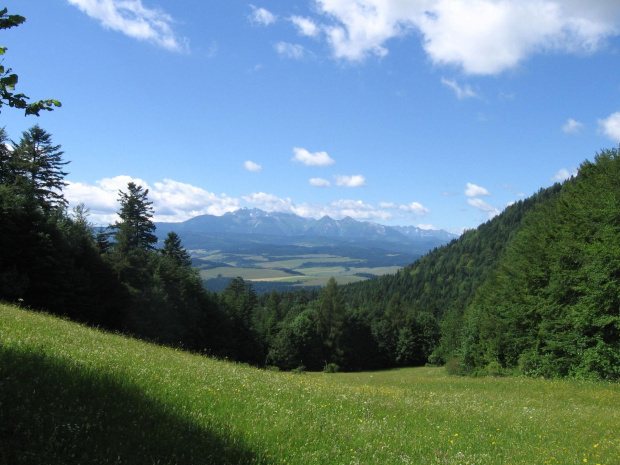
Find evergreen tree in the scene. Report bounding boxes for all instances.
[10,125,68,212]
[111,182,157,255]
[317,277,345,363]
[160,231,192,267]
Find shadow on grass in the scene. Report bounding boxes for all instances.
[0,346,269,465]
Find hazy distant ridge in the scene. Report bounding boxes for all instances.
[157,208,457,243]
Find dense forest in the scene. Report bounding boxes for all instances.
[1,8,618,381]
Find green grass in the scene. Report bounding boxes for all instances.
[1,303,619,464]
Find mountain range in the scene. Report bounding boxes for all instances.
[156,208,457,248]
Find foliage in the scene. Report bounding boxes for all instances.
[323,362,339,373]
[160,231,192,267]
[0,8,61,116]
[459,149,620,379]
[111,182,157,255]
[10,125,69,211]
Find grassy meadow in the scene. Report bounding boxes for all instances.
[1,303,618,465]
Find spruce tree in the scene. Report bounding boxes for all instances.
[111,182,157,254]
[160,231,191,267]
[11,125,69,211]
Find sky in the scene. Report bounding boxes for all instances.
[2,0,620,233]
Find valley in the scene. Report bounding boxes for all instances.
[155,208,457,291]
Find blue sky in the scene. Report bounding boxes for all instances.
[3,0,620,233]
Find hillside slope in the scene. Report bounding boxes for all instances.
[2,304,618,464]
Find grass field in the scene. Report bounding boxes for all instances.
[195,249,409,288]
[1,304,619,464]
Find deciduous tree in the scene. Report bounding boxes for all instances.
[0,8,61,116]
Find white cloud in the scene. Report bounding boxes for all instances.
[327,199,391,221]
[243,193,392,221]
[66,175,441,226]
[310,0,620,74]
[465,182,491,197]
[249,5,276,25]
[291,147,335,166]
[243,192,295,213]
[65,176,239,224]
[309,177,331,187]
[244,160,262,172]
[598,111,620,141]
[290,15,320,37]
[274,42,306,59]
[551,168,578,182]
[334,174,366,187]
[441,78,478,99]
[562,118,584,133]
[467,198,501,219]
[379,201,397,209]
[67,0,188,52]
[399,202,430,215]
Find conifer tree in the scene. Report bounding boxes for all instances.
[160,231,191,267]
[111,182,157,254]
[317,277,345,363]
[11,125,68,211]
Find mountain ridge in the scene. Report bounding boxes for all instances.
[156,208,458,244]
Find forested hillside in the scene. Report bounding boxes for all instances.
[458,150,620,379]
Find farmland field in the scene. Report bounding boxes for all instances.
[195,248,408,289]
[2,304,619,465]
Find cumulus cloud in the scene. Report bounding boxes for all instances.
[598,111,620,141]
[551,168,578,182]
[309,0,620,74]
[65,175,440,226]
[441,78,478,99]
[562,118,584,134]
[244,160,262,172]
[290,15,320,37]
[291,147,335,166]
[467,198,501,219]
[67,0,189,52]
[274,42,306,59]
[249,5,276,25]
[64,176,240,224]
[334,174,366,187]
[243,193,392,221]
[399,202,430,215]
[309,177,331,187]
[465,182,491,197]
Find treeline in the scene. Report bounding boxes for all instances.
[2,124,618,378]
